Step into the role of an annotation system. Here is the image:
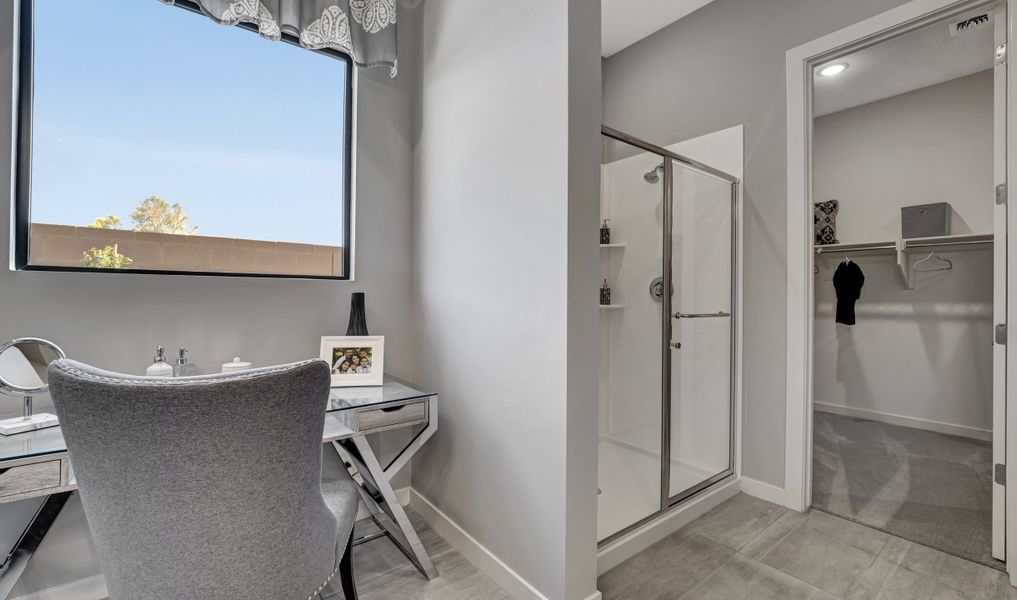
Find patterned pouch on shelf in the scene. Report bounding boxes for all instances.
[814,200,839,245]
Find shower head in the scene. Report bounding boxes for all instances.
[643,163,664,184]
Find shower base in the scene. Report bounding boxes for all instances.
[597,438,716,541]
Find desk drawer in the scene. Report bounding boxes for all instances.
[357,400,428,433]
[0,460,62,498]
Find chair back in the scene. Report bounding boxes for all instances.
[49,359,339,600]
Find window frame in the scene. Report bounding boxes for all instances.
[12,0,355,280]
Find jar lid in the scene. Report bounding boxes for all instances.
[222,357,252,371]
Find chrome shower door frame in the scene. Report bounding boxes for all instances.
[599,126,740,547]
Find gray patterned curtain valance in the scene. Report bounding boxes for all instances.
[163,0,398,76]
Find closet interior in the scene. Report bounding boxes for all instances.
[810,5,1004,570]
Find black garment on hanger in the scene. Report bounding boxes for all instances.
[833,261,865,325]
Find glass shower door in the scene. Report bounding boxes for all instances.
[597,137,664,541]
[668,160,735,500]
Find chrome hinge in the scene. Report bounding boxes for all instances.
[996,463,1006,485]
[996,184,1007,205]
[996,324,1007,345]
[996,43,1008,66]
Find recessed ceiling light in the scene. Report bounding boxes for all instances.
[818,63,848,77]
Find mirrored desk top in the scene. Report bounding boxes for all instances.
[0,377,434,464]
[328,378,434,412]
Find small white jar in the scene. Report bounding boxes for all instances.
[221,357,253,374]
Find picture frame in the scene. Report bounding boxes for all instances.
[320,336,385,387]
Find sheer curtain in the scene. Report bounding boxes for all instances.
[163,0,398,76]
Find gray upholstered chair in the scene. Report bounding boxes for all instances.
[48,358,360,600]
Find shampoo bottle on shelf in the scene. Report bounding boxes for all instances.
[146,346,174,377]
[600,279,611,306]
[600,219,611,244]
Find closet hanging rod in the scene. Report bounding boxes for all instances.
[815,242,896,254]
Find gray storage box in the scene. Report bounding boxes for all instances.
[901,203,951,239]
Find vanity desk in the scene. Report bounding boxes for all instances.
[0,377,439,598]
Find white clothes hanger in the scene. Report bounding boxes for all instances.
[912,251,952,272]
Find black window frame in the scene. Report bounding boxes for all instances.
[13,0,355,280]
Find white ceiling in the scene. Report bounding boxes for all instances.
[602,0,718,57]
[813,12,995,116]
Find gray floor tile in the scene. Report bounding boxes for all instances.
[867,538,1017,600]
[684,493,788,550]
[742,510,886,596]
[681,553,829,600]
[599,529,736,600]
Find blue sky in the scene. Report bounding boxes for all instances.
[31,0,347,246]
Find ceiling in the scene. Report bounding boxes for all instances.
[813,11,995,116]
[601,0,718,57]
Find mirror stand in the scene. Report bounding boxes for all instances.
[0,394,59,435]
[0,337,65,436]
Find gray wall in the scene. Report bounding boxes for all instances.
[0,1,419,595]
[411,1,600,598]
[602,0,912,486]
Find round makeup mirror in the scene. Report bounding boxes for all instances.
[0,338,65,435]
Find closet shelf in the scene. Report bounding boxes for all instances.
[814,233,994,255]
[814,233,993,290]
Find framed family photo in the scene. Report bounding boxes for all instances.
[320,336,385,387]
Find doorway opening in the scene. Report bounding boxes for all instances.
[786,0,1012,572]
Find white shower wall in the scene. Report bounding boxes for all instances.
[598,126,742,539]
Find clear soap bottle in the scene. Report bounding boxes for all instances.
[173,348,198,377]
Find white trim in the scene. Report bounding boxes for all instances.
[9,573,107,600]
[408,489,551,600]
[785,0,1010,512]
[348,65,359,281]
[814,402,993,442]
[739,476,790,508]
[595,478,739,575]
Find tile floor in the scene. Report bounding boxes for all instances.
[327,508,511,600]
[599,494,1016,600]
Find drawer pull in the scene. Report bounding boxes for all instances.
[381,405,405,413]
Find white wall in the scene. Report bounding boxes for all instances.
[0,2,420,596]
[410,1,600,598]
[812,71,994,438]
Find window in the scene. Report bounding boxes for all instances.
[14,0,353,279]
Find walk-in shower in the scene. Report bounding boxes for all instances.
[598,126,739,545]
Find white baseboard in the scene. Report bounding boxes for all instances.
[596,478,740,575]
[814,402,992,442]
[409,489,555,600]
[10,573,107,600]
[739,476,792,509]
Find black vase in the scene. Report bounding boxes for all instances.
[346,292,370,336]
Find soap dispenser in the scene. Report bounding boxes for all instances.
[600,219,612,244]
[600,279,612,306]
[146,346,174,377]
[173,348,198,377]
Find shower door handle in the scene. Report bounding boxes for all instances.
[673,311,731,319]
